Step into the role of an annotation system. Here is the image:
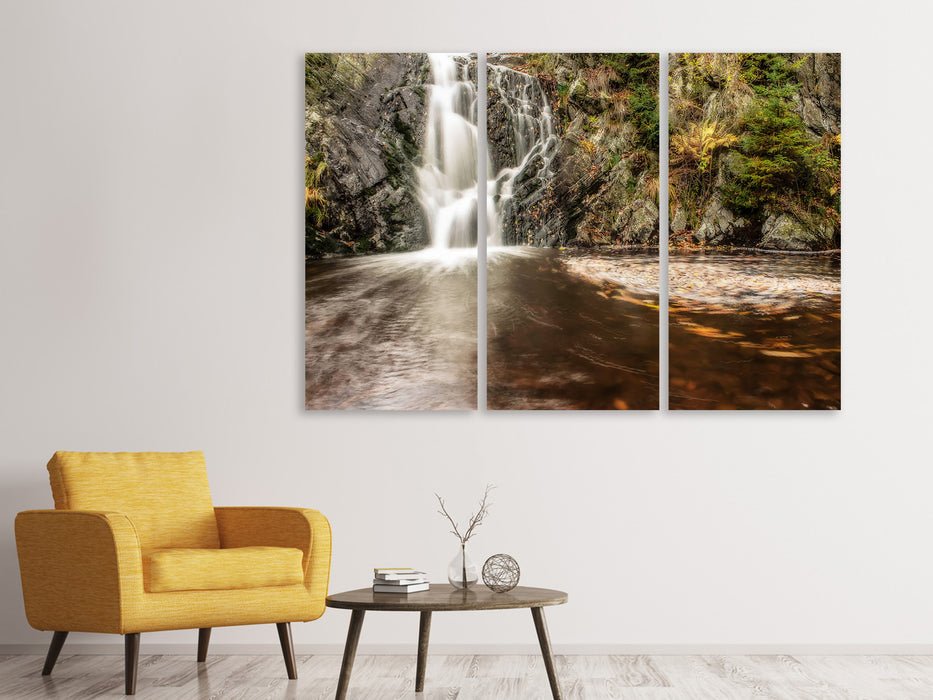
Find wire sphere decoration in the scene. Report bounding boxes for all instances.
[482,554,521,593]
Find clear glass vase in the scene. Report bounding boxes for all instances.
[447,543,478,589]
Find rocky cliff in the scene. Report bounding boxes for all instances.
[307,53,661,257]
[305,53,430,258]
[669,53,841,250]
[487,53,660,248]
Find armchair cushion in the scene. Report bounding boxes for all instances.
[47,451,220,551]
[147,546,305,593]
[214,507,332,607]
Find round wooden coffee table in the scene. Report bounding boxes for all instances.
[326,584,568,699]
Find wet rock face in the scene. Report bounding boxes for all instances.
[671,207,689,234]
[487,54,659,249]
[486,67,553,174]
[616,199,661,245]
[486,95,519,175]
[792,52,841,137]
[486,63,563,246]
[494,151,564,246]
[760,213,838,251]
[305,53,430,258]
[695,196,754,246]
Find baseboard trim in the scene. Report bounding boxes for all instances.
[4,643,933,656]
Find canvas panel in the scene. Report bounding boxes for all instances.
[485,53,661,410]
[304,53,478,410]
[667,53,841,410]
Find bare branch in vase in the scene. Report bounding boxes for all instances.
[435,484,494,545]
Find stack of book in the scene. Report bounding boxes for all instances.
[372,568,429,594]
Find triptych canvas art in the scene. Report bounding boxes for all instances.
[305,53,841,411]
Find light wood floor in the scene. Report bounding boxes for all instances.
[4,653,933,699]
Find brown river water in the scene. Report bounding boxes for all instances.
[487,248,659,409]
[305,249,478,410]
[669,250,840,410]
[305,248,839,410]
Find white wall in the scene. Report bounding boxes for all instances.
[1,0,931,653]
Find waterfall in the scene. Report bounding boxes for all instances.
[486,64,560,247]
[418,54,479,249]
[417,55,560,250]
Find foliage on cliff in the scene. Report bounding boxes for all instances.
[305,53,430,259]
[503,53,660,247]
[669,53,840,250]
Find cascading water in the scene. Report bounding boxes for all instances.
[486,63,561,247]
[418,54,480,249]
[418,55,561,250]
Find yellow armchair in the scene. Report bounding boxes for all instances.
[14,451,331,695]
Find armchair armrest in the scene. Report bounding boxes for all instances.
[213,507,331,601]
[14,510,143,634]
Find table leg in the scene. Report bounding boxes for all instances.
[531,607,562,700]
[416,611,432,692]
[335,609,365,700]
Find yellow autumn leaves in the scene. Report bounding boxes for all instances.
[670,121,738,173]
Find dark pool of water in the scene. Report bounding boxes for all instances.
[487,248,659,409]
[669,250,840,410]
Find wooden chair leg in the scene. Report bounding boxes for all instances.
[125,633,140,695]
[41,631,68,675]
[197,628,211,662]
[276,622,297,680]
